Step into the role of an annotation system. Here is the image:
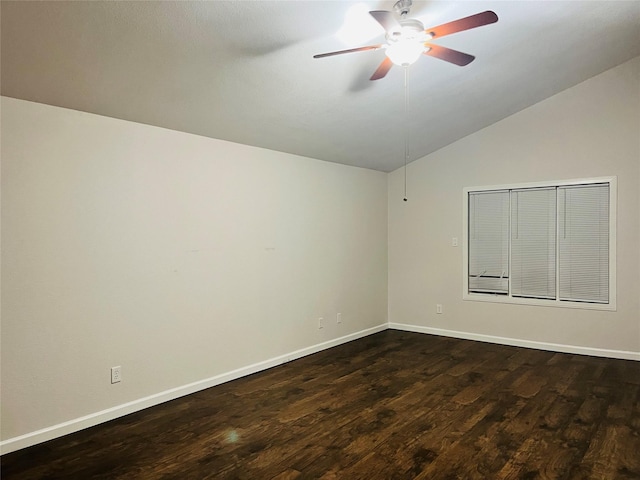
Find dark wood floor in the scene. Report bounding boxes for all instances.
[2,330,639,479]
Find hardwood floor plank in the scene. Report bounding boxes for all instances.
[2,330,639,479]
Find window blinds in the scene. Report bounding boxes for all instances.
[510,188,557,299]
[468,191,509,294]
[558,184,609,303]
[466,179,613,307]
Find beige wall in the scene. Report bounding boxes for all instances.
[389,56,640,355]
[0,98,388,446]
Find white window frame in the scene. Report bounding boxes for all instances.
[462,177,616,311]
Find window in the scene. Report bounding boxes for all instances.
[463,177,616,310]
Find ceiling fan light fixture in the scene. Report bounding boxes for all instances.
[385,39,425,66]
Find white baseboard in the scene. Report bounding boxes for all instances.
[4,322,636,454]
[0,323,387,455]
[388,322,640,361]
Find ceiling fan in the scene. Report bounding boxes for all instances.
[314,0,498,80]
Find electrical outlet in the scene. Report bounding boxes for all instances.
[452,237,458,247]
[111,366,122,384]
[336,313,342,324]
[318,317,324,329]
[436,304,443,314]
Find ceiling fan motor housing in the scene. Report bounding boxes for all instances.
[386,18,428,42]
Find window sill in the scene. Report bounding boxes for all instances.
[462,292,616,311]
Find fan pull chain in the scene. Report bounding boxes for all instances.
[403,66,409,202]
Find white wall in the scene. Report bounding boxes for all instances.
[389,56,640,356]
[0,98,388,449]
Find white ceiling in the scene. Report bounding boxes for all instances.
[2,1,639,172]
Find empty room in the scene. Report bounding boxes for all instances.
[1,1,639,478]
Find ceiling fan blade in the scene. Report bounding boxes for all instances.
[427,11,498,39]
[369,10,401,33]
[424,44,475,66]
[370,57,393,81]
[313,44,384,59]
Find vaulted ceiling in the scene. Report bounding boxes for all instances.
[2,1,639,171]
